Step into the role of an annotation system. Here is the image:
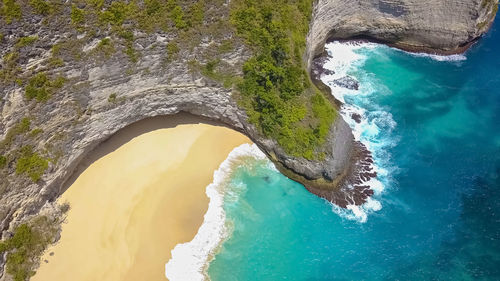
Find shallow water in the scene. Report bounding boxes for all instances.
[207,21,500,280]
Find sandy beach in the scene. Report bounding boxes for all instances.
[32,120,250,281]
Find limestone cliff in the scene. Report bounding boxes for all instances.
[306,0,498,65]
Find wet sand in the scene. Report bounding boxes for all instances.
[33,123,250,281]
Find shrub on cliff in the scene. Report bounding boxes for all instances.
[231,0,336,159]
[0,217,60,281]
[29,0,53,15]
[15,146,49,182]
[0,155,6,168]
[1,0,22,24]
[15,36,38,48]
[25,72,65,102]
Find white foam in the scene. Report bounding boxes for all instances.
[165,143,267,281]
[403,51,467,62]
[330,197,382,223]
[322,41,400,222]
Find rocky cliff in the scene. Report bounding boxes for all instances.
[0,0,497,279]
[306,0,498,66]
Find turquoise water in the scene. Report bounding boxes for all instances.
[208,21,500,280]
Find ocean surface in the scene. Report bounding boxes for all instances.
[178,21,500,280]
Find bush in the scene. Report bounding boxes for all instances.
[187,0,204,27]
[108,93,117,103]
[98,1,131,26]
[0,51,21,84]
[15,36,38,48]
[230,0,335,159]
[0,155,6,168]
[166,41,180,61]
[96,38,115,58]
[29,0,52,15]
[0,217,59,281]
[15,146,49,182]
[24,72,65,102]
[70,4,85,25]
[25,72,49,101]
[1,0,22,24]
[170,5,187,29]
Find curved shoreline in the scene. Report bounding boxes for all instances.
[33,123,251,281]
[165,143,267,281]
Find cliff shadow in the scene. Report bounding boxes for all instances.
[58,112,239,197]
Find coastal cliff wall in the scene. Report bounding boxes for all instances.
[306,0,498,67]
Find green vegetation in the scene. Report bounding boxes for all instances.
[195,59,238,88]
[166,41,180,61]
[0,51,21,83]
[118,30,138,62]
[1,0,334,163]
[170,5,187,29]
[70,4,85,26]
[230,0,336,159]
[218,39,234,54]
[29,0,53,15]
[15,36,38,48]
[0,154,6,168]
[29,128,43,138]
[108,92,117,103]
[0,217,59,281]
[25,72,65,102]
[187,0,204,27]
[1,0,22,24]
[15,146,49,182]
[95,37,115,58]
[0,117,31,150]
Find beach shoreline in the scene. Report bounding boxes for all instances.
[32,122,250,281]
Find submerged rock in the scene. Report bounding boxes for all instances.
[332,76,360,90]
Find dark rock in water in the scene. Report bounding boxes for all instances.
[311,56,335,78]
[324,68,335,76]
[263,175,271,183]
[351,113,362,123]
[304,142,376,208]
[332,76,359,90]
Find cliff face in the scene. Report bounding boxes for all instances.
[306,0,498,66]
[0,0,497,277]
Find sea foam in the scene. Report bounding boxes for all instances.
[322,41,396,223]
[165,143,266,281]
[402,50,467,62]
[323,40,466,222]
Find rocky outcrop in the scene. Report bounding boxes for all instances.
[301,0,498,206]
[306,0,498,67]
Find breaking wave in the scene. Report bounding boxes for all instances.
[321,41,395,222]
[165,143,267,281]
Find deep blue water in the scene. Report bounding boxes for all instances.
[208,21,500,280]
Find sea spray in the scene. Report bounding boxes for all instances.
[165,143,267,281]
[322,41,396,222]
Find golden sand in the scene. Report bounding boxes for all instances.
[32,123,250,281]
